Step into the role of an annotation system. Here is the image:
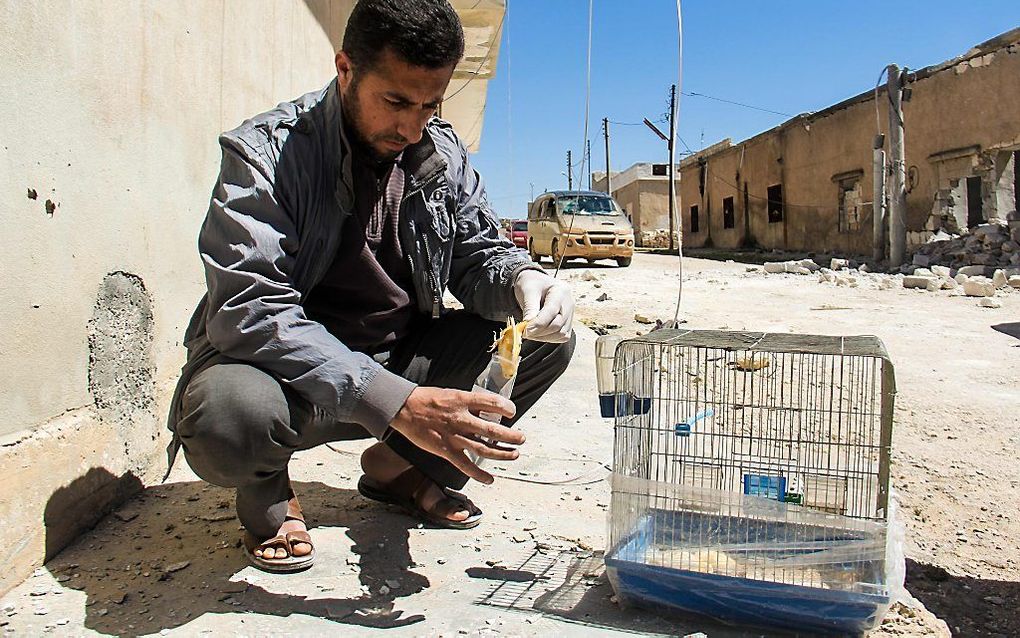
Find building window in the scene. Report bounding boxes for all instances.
[767,184,784,223]
[837,177,862,233]
[723,196,735,229]
[690,205,700,233]
[651,164,668,176]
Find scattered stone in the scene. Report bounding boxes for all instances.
[912,254,930,267]
[744,265,760,272]
[958,265,987,277]
[164,561,190,573]
[595,293,609,302]
[113,510,139,523]
[955,273,969,285]
[511,535,528,543]
[378,585,390,595]
[1009,275,1020,289]
[963,277,996,297]
[992,269,1008,288]
[979,298,1002,308]
[830,258,849,271]
[436,558,447,565]
[634,313,653,324]
[931,265,951,279]
[763,261,786,274]
[903,276,939,290]
[580,270,600,282]
[32,607,48,616]
[384,579,401,590]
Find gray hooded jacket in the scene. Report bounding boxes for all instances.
[165,79,540,476]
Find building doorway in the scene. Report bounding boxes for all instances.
[966,176,983,228]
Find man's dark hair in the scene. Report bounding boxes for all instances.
[343,0,465,72]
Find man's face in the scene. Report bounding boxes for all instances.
[336,49,456,162]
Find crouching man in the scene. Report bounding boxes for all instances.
[164,0,575,572]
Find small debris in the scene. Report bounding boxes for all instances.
[580,270,601,281]
[44,199,56,217]
[979,298,1002,308]
[27,188,38,200]
[114,510,139,523]
[384,579,401,590]
[634,313,654,324]
[511,535,528,543]
[165,561,190,573]
[595,293,609,302]
[378,585,391,595]
[199,513,235,522]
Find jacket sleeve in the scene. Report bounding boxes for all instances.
[446,138,545,322]
[198,138,415,438]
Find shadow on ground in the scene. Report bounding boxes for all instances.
[44,477,426,636]
[906,558,1020,637]
[469,548,773,637]
[991,322,1020,342]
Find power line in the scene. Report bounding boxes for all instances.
[607,117,667,126]
[681,90,794,118]
[444,11,507,101]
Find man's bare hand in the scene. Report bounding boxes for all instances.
[388,386,523,484]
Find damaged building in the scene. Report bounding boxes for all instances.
[676,27,1020,258]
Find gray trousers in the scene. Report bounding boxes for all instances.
[175,311,575,539]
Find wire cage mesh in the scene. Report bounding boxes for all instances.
[604,329,897,634]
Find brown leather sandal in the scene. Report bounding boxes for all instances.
[358,466,482,530]
[242,494,315,573]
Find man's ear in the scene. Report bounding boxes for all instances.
[335,51,354,91]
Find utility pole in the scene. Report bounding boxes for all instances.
[872,133,887,263]
[603,117,612,196]
[667,84,677,251]
[586,139,592,190]
[566,150,573,190]
[886,65,907,266]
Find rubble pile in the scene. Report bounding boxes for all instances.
[911,214,1020,269]
[758,256,1018,304]
[639,229,679,249]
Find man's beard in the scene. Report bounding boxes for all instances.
[341,80,404,164]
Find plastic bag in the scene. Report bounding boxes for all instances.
[466,352,518,467]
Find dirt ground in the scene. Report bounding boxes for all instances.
[566,251,1020,637]
[1,252,1017,637]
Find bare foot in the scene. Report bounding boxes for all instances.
[360,441,473,523]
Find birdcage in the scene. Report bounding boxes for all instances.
[604,329,900,635]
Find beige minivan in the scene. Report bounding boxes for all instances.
[527,190,635,267]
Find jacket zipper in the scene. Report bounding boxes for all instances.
[403,169,445,318]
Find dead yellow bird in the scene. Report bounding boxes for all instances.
[491,317,529,378]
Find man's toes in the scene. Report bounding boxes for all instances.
[292,541,312,557]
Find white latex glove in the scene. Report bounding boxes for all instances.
[513,269,574,343]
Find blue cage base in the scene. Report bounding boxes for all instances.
[605,511,890,636]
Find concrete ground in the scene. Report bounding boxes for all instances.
[3,252,1017,637]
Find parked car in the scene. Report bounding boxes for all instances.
[509,219,529,249]
[527,191,635,267]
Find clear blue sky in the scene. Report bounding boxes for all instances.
[468,1,1020,219]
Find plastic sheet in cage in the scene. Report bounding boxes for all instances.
[605,475,905,636]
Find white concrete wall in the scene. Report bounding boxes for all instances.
[0,0,356,595]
